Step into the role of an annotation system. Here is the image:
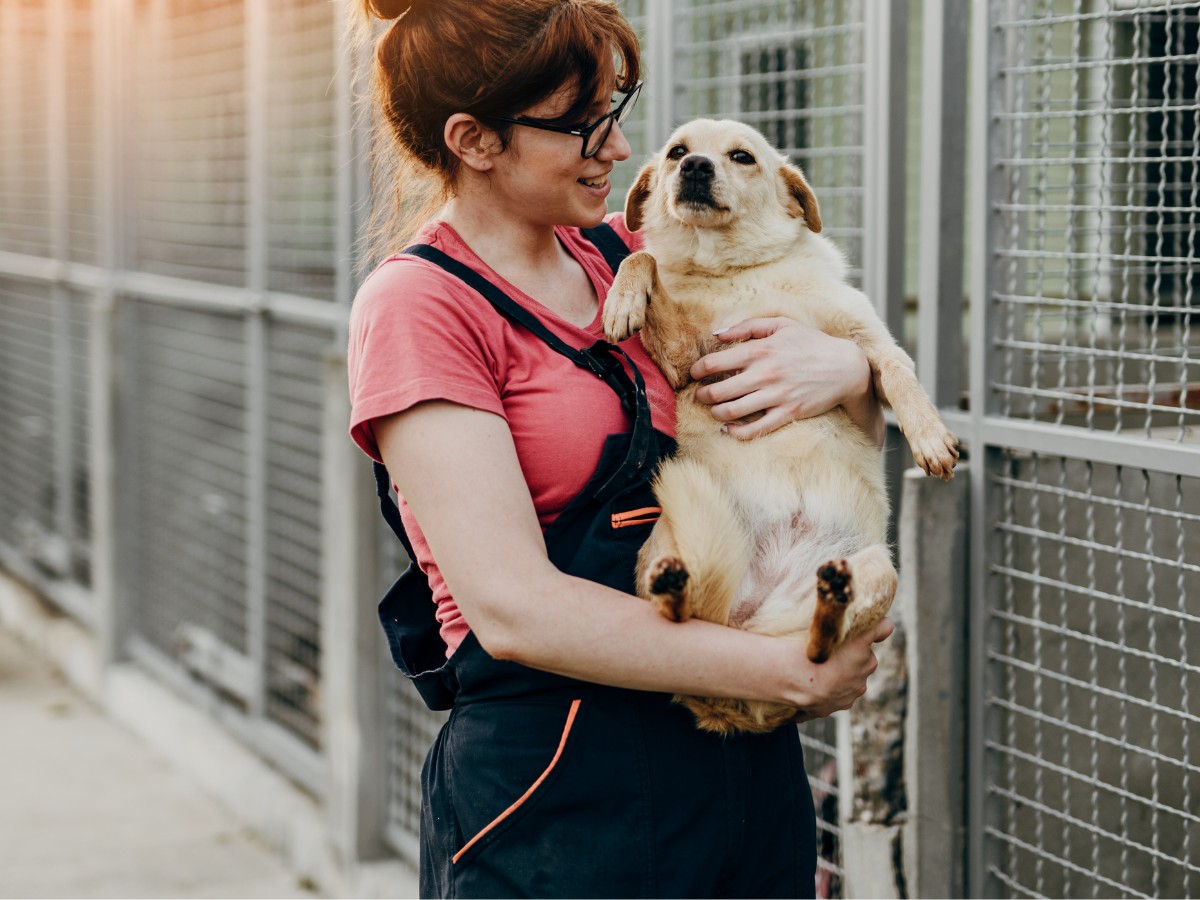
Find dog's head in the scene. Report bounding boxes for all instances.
[625,119,821,246]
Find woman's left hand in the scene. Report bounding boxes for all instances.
[689,317,882,443]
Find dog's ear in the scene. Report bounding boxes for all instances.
[624,161,656,232]
[779,164,822,233]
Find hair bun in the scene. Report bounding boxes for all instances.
[366,0,415,20]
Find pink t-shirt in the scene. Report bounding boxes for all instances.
[348,213,675,655]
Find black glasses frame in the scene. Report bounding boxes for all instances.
[484,81,643,159]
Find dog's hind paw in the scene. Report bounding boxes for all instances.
[647,557,690,621]
[808,559,854,663]
[908,425,960,482]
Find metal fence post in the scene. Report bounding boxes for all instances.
[244,0,271,723]
[93,0,128,668]
[645,0,676,150]
[322,0,390,864]
[899,465,971,898]
[861,0,909,336]
[918,0,969,411]
[320,347,390,863]
[967,2,1002,894]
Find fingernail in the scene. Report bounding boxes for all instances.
[711,327,730,336]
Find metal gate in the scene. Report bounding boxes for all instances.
[967,1,1200,896]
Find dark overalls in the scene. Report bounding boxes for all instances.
[373,225,817,899]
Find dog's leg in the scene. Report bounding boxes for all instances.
[868,344,959,481]
[807,544,896,663]
[639,457,750,625]
[602,251,656,344]
[636,516,690,621]
[603,251,709,389]
[834,315,958,480]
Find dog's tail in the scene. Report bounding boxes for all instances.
[650,458,750,625]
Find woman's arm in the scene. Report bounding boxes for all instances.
[689,316,884,446]
[374,400,889,710]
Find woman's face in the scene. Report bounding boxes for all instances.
[486,80,633,229]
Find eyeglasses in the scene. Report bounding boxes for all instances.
[486,81,642,159]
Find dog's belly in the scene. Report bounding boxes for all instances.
[673,386,889,627]
[675,387,887,536]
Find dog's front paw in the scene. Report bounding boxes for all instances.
[907,424,960,482]
[601,280,649,343]
[646,556,690,621]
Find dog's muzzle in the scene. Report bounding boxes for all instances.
[677,154,718,206]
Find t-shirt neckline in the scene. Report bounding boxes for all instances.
[425,220,609,334]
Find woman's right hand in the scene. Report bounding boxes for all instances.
[788,618,894,722]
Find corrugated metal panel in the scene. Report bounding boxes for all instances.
[131,0,247,287]
[266,0,337,300]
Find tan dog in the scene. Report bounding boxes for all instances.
[603,119,959,734]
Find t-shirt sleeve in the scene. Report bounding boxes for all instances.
[347,257,506,462]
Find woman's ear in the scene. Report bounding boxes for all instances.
[779,164,822,233]
[624,162,656,232]
[444,113,502,172]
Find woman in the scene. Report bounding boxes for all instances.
[348,0,894,896]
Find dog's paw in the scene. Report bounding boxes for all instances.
[808,559,854,663]
[907,425,960,482]
[601,283,649,343]
[646,556,690,621]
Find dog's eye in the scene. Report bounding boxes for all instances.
[667,144,688,160]
[728,149,756,165]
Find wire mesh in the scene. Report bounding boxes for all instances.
[0,279,57,556]
[67,0,100,266]
[991,0,1200,440]
[377,500,448,860]
[0,0,52,258]
[672,0,867,283]
[610,0,651,207]
[126,301,252,690]
[386,670,450,865]
[130,0,247,287]
[985,452,1200,898]
[263,320,327,749]
[67,290,92,587]
[798,715,845,898]
[266,0,337,299]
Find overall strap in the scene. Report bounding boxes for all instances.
[580,222,632,275]
[373,224,649,541]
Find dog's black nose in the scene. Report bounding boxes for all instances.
[680,155,715,180]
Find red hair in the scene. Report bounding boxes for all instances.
[356,0,641,264]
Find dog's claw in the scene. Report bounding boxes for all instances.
[908,427,959,482]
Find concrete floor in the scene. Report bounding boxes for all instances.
[0,627,319,899]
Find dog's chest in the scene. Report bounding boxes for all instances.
[659,268,824,332]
